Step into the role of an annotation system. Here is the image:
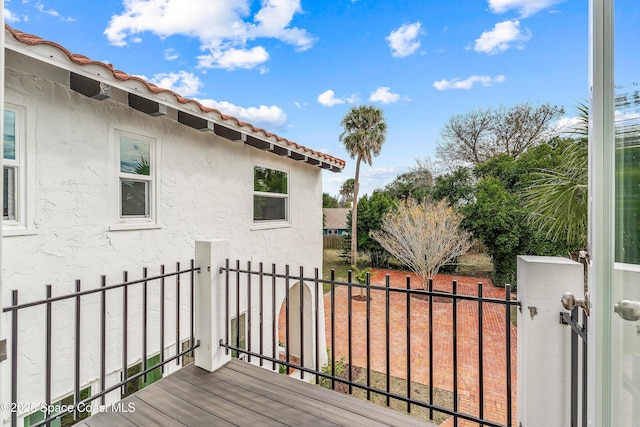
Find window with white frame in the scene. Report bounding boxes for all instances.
[253,166,288,222]
[3,108,18,222]
[3,102,35,236]
[116,130,156,223]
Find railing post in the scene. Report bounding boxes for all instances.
[517,255,583,427]
[194,239,231,372]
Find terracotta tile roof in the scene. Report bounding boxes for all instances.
[4,24,346,170]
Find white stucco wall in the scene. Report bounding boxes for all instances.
[0,49,328,424]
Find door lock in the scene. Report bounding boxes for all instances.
[614,300,640,322]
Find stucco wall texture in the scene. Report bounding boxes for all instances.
[1,50,327,417]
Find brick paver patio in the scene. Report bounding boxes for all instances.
[323,269,518,427]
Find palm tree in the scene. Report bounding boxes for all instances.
[338,178,355,208]
[339,105,387,265]
[522,103,588,245]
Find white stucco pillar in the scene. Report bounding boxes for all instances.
[517,256,584,427]
[194,239,231,372]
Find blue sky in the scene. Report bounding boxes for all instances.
[4,0,592,196]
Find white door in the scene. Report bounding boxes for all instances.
[610,87,640,426]
[591,0,640,425]
[605,0,640,425]
[612,0,640,424]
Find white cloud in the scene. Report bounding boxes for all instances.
[104,0,314,70]
[198,46,269,70]
[5,8,22,22]
[198,98,287,128]
[488,0,564,18]
[250,0,314,51]
[164,47,179,61]
[147,71,203,96]
[317,90,345,107]
[35,1,58,16]
[30,2,73,21]
[551,116,583,136]
[386,22,422,57]
[369,87,401,104]
[345,94,360,104]
[474,20,531,54]
[433,75,506,90]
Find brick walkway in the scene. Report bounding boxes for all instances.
[323,269,517,427]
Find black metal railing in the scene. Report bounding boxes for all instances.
[2,261,200,427]
[220,260,520,427]
[560,307,588,427]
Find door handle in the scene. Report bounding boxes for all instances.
[561,291,590,316]
[614,300,640,322]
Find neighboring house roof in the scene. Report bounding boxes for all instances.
[323,208,350,229]
[4,25,346,172]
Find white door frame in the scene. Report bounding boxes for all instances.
[588,0,614,425]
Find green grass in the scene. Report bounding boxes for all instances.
[455,253,493,277]
[322,249,353,292]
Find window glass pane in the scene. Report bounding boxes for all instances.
[254,195,286,221]
[230,314,246,358]
[615,88,640,264]
[254,166,287,194]
[4,110,15,160]
[121,180,148,217]
[142,354,162,388]
[120,136,150,175]
[4,167,16,220]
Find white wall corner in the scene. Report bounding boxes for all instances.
[517,255,584,427]
[194,239,231,372]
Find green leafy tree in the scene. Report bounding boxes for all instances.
[431,141,582,287]
[431,166,475,208]
[352,191,395,267]
[522,104,589,246]
[323,193,339,208]
[339,105,388,265]
[462,152,580,287]
[383,158,434,202]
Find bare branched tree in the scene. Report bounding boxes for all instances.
[492,103,565,157]
[371,199,472,290]
[436,108,494,165]
[435,103,564,167]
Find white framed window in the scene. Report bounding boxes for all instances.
[110,129,159,230]
[253,165,289,224]
[3,109,18,222]
[3,103,35,236]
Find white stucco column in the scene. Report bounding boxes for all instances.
[517,256,584,427]
[194,239,231,372]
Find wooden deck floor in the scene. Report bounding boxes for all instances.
[76,360,435,427]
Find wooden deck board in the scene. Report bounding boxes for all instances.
[75,361,437,427]
[223,361,430,427]
[172,369,335,426]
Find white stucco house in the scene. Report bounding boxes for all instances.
[0,24,343,426]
